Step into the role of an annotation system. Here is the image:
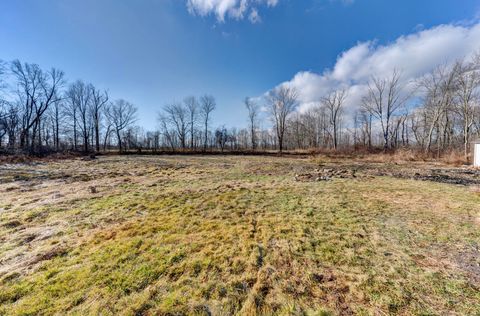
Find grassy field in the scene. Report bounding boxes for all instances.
[0,155,479,315]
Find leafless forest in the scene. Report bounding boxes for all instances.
[1,56,480,159]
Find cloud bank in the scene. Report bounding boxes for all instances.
[187,0,278,22]
[273,21,480,113]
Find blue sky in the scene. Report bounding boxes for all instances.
[1,0,479,129]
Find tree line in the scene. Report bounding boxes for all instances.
[157,55,480,160]
[1,56,480,158]
[0,59,138,154]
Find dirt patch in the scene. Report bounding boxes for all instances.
[376,168,480,186]
[300,163,480,186]
[454,245,480,284]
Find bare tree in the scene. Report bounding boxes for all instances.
[90,85,109,152]
[64,89,79,151]
[200,95,216,151]
[454,58,480,159]
[417,64,458,153]
[101,103,114,151]
[358,108,373,149]
[184,96,198,149]
[4,103,19,150]
[163,102,188,149]
[0,61,7,148]
[0,103,7,149]
[362,70,406,151]
[244,97,260,150]
[267,86,298,152]
[158,114,177,151]
[105,99,137,152]
[215,125,228,152]
[322,89,347,150]
[67,80,92,152]
[11,60,65,153]
[48,96,64,151]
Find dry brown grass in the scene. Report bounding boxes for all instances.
[0,155,479,315]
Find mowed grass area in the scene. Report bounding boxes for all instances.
[0,156,479,315]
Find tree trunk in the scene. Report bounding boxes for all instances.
[73,117,78,151]
[95,116,100,152]
[203,121,208,151]
[117,130,122,153]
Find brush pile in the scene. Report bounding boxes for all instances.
[294,168,358,182]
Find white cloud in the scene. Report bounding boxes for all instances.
[249,8,261,23]
[187,0,278,22]
[271,21,480,114]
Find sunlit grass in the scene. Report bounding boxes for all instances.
[0,156,479,315]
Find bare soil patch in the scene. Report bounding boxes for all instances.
[299,160,480,186]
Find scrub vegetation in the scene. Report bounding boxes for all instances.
[0,155,479,315]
